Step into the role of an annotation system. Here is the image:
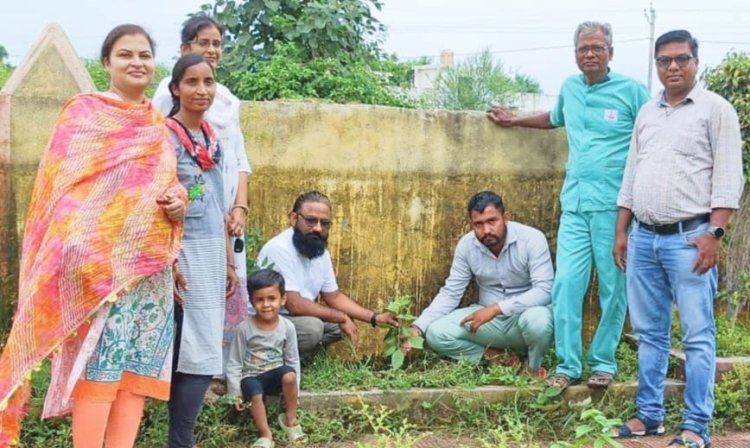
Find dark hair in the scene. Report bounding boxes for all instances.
[248,269,286,297]
[467,191,505,216]
[181,13,225,44]
[655,30,698,58]
[100,24,155,63]
[292,190,332,214]
[167,53,213,117]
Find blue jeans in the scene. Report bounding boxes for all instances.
[627,222,717,435]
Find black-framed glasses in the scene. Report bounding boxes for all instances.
[298,214,332,229]
[190,38,223,49]
[575,45,608,56]
[655,54,694,69]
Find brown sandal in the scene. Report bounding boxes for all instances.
[545,373,581,390]
[587,371,614,389]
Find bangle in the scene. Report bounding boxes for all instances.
[370,312,378,328]
[227,263,236,268]
[231,204,249,214]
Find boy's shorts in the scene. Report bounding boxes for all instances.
[240,365,296,399]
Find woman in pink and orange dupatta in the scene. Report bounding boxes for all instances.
[0,25,186,447]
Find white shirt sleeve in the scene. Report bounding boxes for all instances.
[151,77,173,116]
[258,243,303,294]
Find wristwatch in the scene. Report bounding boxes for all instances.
[707,225,725,239]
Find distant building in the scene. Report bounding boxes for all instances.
[412,48,557,112]
[413,49,454,95]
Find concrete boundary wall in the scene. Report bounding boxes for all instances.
[0,23,94,333]
[0,24,571,354]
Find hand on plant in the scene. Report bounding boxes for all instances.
[340,315,359,346]
[400,325,423,355]
[383,294,423,369]
[460,304,501,333]
[375,311,399,327]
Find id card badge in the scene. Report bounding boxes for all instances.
[603,109,618,122]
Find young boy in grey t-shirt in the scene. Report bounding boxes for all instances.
[226,269,304,447]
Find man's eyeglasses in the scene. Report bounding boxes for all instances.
[190,39,223,50]
[655,54,694,69]
[575,45,608,56]
[298,214,332,229]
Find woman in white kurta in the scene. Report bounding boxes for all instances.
[153,14,252,375]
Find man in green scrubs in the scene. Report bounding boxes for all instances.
[487,21,649,389]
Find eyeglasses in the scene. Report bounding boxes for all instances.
[575,45,609,56]
[297,214,332,229]
[655,54,694,68]
[189,39,223,50]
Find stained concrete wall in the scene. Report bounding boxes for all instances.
[1,25,572,355]
[0,23,95,335]
[240,102,568,354]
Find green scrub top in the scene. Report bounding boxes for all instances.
[550,71,650,212]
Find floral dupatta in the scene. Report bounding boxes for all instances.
[0,93,185,445]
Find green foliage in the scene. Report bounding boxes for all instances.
[0,45,8,65]
[717,271,750,315]
[713,363,750,429]
[550,404,623,448]
[200,0,384,72]
[301,351,531,391]
[702,52,750,179]
[245,224,272,273]
[18,355,750,446]
[354,401,425,448]
[383,295,423,369]
[0,64,12,89]
[222,42,415,106]
[672,313,750,357]
[83,59,170,98]
[424,49,541,111]
[195,0,419,106]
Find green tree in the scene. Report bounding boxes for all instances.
[0,45,10,89]
[200,0,384,76]
[702,52,750,320]
[703,52,750,179]
[0,65,11,89]
[424,49,540,111]
[194,0,419,106]
[225,42,414,106]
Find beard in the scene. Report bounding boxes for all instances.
[480,233,503,249]
[292,226,328,259]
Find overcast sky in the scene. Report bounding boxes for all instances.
[2,0,749,95]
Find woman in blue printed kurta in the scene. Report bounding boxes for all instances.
[164,53,238,448]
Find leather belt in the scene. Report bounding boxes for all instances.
[637,214,709,235]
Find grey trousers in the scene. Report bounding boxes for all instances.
[284,315,343,357]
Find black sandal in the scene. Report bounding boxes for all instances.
[612,417,665,438]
